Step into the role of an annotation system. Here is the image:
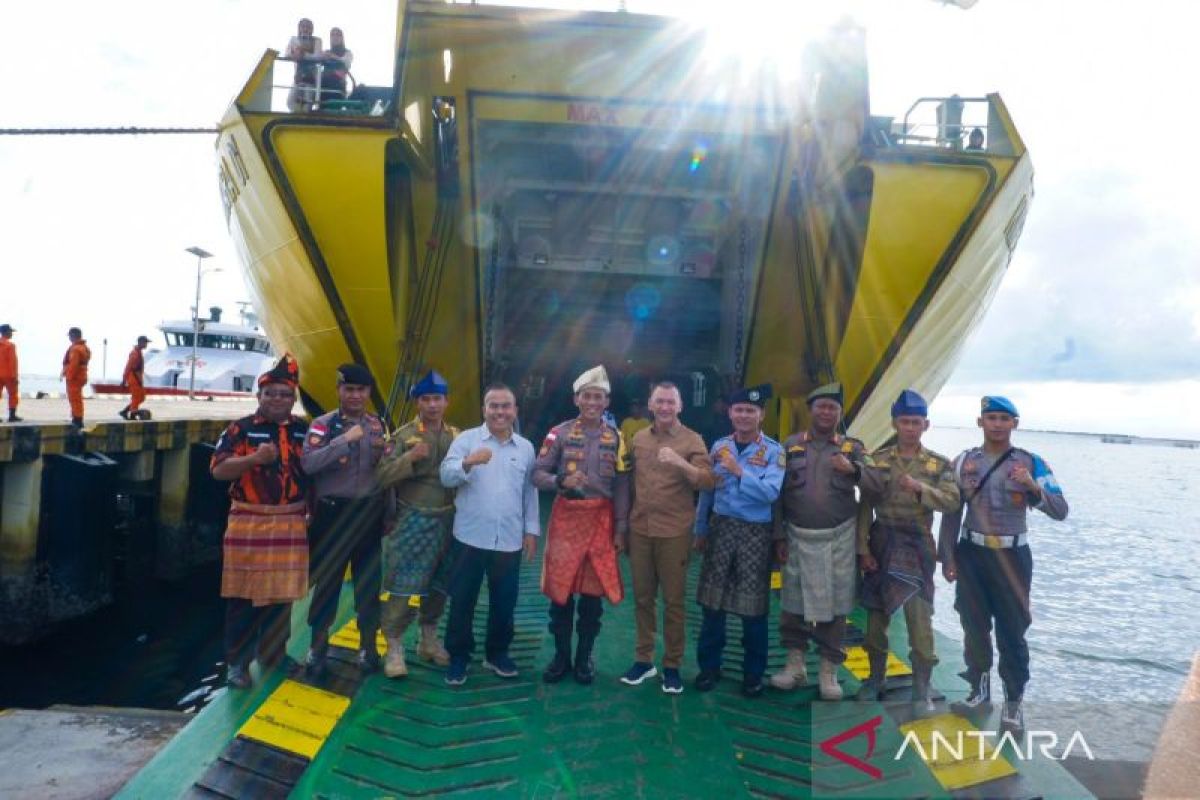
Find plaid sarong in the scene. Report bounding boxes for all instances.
[382,501,454,596]
[860,519,936,615]
[696,514,773,617]
[220,500,308,606]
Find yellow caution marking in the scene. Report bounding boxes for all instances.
[330,618,390,653]
[237,679,351,760]
[770,570,782,590]
[842,645,912,679]
[898,713,1018,790]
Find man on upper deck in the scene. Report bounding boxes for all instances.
[939,395,1068,736]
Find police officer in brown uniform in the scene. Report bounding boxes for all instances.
[856,389,960,713]
[533,365,630,685]
[301,364,389,673]
[771,382,867,701]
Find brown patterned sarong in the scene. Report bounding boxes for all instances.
[220,500,308,606]
[860,518,935,615]
[540,496,623,606]
[696,514,773,617]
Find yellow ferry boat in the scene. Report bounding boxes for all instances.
[216,0,1031,446]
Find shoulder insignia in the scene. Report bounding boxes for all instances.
[308,433,323,446]
[309,422,328,437]
[788,444,806,454]
[873,459,889,469]
[777,452,787,468]
[840,440,855,454]
[925,458,939,473]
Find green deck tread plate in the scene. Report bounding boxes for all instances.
[120,517,1095,799]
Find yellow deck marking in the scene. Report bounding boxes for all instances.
[898,713,1018,790]
[842,645,912,679]
[330,618,390,652]
[237,679,351,760]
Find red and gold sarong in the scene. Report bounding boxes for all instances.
[540,496,623,605]
[220,500,309,606]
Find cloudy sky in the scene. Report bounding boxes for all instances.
[4,1,1197,437]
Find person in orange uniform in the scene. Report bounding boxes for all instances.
[119,335,152,420]
[210,354,311,689]
[0,324,21,422]
[60,327,91,428]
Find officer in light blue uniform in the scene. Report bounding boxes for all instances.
[938,395,1069,736]
[692,384,785,697]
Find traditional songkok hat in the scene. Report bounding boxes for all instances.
[409,369,449,398]
[729,384,772,408]
[980,395,1019,417]
[891,389,928,418]
[573,365,611,394]
[806,381,843,407]
[258,353,299,388]
[336,363,374,387]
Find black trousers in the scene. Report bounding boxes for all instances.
[954,540,1034,698]
[307,495,384,641]
[444,540,521,662]
[548,595,603,640]
[225,599,291,669]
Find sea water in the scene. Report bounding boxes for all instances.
[923,427,1200,761]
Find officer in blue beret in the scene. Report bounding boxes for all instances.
[938,395,1069,736]
[375,368,460,678]
[856,389,960,714]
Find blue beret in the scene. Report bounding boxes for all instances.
[891,389,928,418]
[980,395,1018,416]
[729,384,772,408]
[336,363,374,387]
[410,369,449,398]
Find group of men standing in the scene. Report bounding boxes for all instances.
[0,324,152,427]
[210,356,1067,735]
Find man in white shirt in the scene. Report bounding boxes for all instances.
[439,384,540,685]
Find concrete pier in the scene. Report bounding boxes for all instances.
[0,397,257,644]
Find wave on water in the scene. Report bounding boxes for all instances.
[1051,649,1192,677]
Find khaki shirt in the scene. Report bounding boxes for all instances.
[376,417,458,510]
[629,422,715,537]
[532,418,631,534]
[779,430,866,532]
[857,444,960,555]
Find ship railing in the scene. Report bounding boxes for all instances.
[270,55,380,115]
[882,95,1013,156]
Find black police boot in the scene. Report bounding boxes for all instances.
[542,630,573,684]
[305,630,330,676]
[7,410,21,422]
[950,672,992,716]
[70,416,83,430]
[999,687,1025,737]
[694,668,722,692]
[118,406,130,420]
[358,632,383,673]
[857,652,888,702]
[573,633,597,685]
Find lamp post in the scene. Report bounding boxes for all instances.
[185,246,214,400]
